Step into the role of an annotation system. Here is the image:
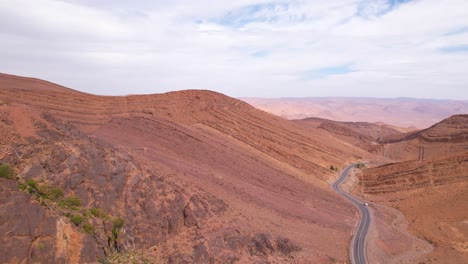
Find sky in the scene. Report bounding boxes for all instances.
[1,0,468,99]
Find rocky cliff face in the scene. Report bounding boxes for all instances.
[1,111,232,263]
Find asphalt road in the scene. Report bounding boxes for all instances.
[332,164,370,264]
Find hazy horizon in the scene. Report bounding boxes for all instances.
[1,0,468,99]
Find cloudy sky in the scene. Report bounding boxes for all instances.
[1,0,467,99]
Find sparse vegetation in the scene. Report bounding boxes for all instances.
[48,187,64,201]
[90,207,108,219]
[70,214,84,226]
[37,184,49,197]
[83,223,94,234]
[329,165,339,172]
[0,163,15,179]
[112,217,125,229]
[105,250,153,264]
[19,179,65,202]
[13,175,125,252]
[26,179,38,190]
[18,183,27,191]
[61,195,82,208]
[110,216,126,252]
[356,163,366,169]
[98,258,110,264]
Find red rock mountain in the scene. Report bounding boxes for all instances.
[0,73,371,263]
[294,117,403,153]
[379,114,468,161]
[356,115,468,263]
[291,112,468,263]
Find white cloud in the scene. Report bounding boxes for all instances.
[0,0,467,99]
[0,0,134,39]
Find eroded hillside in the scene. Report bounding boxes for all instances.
[355,115,468,263]
[0,73,370,263]
[380,114,468,161]
[294,117,403,153]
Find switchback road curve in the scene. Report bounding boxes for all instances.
[332,164,370,264]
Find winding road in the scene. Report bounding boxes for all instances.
[332,164,370,264]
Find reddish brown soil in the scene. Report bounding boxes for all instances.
[0,73,372,263]
[298,113,468,263]
[360,177,468,263]
[360,155,468,194]
[380,115,468,161]
[2,72,466,263]
[357,129,468,263]
[295,117,403,153]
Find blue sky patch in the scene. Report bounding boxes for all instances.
[206,2,289,28]
[357,0,413,18]
[443,26,468,36]
[251,50,269,58]
[439,45,468,53]
[302,64,354,80]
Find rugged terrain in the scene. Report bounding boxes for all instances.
[380,114,468,161]
[0,73,370,263]
[243,97,468,128]
[355,115,468,263]
[1,73,467,263]
[295,113,468,263]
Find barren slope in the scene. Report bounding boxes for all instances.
[293,114,468,263]
[0,73,370,263]
[295,117,403,153]
[354,115,468,263]
[358,157,468,263]
[381,115,468,161]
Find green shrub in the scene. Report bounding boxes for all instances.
[98,258,110,264]
[0,163,15,179]
[83,223,94,234]
[62,195,81,207]
[112,217,125,229]
[356,163,366,169]
[37,184,50,198]
[329,165,335,171]
[70,214,84,226]
[48,187,64,201]
[90,207,107,218]
[18,183,27,191]
[106,251,153,264]
[26,179,38,190]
